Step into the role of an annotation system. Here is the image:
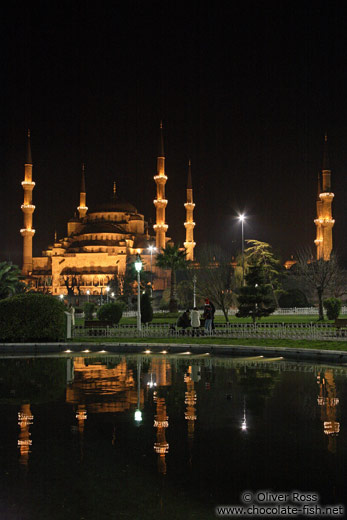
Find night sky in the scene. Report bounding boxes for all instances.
[2,1,347,266]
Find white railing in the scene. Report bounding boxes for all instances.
[73,321,346,341]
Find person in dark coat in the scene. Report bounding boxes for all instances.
[203,299,212,333]
[177,309,191,334]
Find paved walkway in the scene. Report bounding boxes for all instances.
[1,342,347,363]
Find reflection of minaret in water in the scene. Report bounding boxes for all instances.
[76,404,87,460]
[154,397,169,474]
[18,403,34,466]
[317,370,340,453]
[184,367,197,440]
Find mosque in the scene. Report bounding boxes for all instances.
[20,124,196,296]
[20,127,334,294]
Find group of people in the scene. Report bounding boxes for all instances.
[177,298,215,335]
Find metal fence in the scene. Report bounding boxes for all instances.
[73,321,347,341]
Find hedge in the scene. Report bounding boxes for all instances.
[0,293,66,342]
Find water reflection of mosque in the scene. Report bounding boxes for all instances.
[317,370,340,453]
[17,357,342,469]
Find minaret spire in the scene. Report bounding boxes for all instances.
[184,160,196,261]
[314,134,335,260]
[77,163,88,218]
[153,121,168,250]
[20,129,36,275]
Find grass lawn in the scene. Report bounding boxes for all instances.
[70,335,347,351]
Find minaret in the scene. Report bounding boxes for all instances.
[184,160,196,261]
[153,121,168,250]
[20,130,36,275]
[314,134,335,260]
[77,163,88,219]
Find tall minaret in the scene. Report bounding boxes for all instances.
[153,121,168,250]
[314,134,335,260]
[77,163,88,218]
[184,160,196,261]
[20,130,36,275]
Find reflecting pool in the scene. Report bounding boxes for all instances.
[0,354,346,519]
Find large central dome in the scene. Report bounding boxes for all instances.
[89,199,138,214]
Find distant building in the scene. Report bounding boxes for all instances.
[20,125,196,296]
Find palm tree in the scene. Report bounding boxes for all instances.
[0,261,26,299]
[156,244,189,312]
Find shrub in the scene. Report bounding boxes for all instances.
[0,293,65,342]
[141,292,153,324]
[323,298,342,321]
[97,302,123,325]
[279,289,310,308]
[84,302,96,320]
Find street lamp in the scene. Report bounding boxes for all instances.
[86,289,90,303]
[135,255,142,332]
[148,245,156,297]
[106,286,110,303]
[193,274,197,308]
[238,214,246,286]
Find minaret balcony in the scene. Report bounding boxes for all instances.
[153,199,168,208]
[153,223,168,232]
[184,202,195,210]
[319,192,334,200]
[154,174,168,182]
[184,241,196,248]
[21,181,35,188]
[77,205,88,211]
[20,228,35,237]
[184,221,196,228]
[314,218,335,226]
[21,204,36,213]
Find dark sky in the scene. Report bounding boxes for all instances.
[2,1,347,266]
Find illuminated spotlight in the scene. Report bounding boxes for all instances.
[144,350,151,354]
[83,349,90,353]
[241,419,247,431]
[98,350,107,353]
[161,350,168,354]
[64,349,72,353]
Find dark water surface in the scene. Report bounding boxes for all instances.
[0,353,346,519]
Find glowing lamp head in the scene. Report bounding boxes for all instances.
[59,294,64,300]
[134,410,142,423]
[106,286,110,293]
[238,214,246,222]
[135,256,142,273]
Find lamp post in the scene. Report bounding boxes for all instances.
[238,214,246,286]
[193,274,197,308]
[148,245,156,297]
[135,255,142,332]
[106,286,110,304]
[86,289,90,303]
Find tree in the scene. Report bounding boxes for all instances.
[244,240,283,306]
[156,244,189,313]
[0,261,26,299]
[194,245,233,322]
[294,249,341,321]
[236,264,276,323]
